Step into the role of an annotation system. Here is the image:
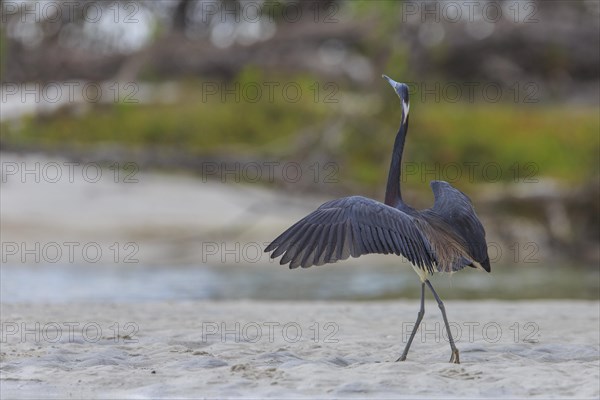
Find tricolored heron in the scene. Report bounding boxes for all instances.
[265,75,490,364]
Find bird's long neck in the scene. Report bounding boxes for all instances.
[384,116,409,207]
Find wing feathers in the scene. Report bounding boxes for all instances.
[428,181,490,272]
[265,196,437,272]
[266,182,489,274]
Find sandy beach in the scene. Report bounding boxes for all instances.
[1,300,598,399]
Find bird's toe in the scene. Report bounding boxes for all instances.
[449,350,460,364]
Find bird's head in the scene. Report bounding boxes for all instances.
[382,74,410,125]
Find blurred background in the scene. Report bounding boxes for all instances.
[1,0,599,303]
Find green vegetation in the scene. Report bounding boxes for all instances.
[361,102,599,190]
[2,74,597,194]
[2,76,329,153]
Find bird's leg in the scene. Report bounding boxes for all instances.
[396,282,425,362]
[425,280,460,364]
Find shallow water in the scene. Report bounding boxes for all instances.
[1,262,597,303]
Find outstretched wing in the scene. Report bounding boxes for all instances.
[425,181,490,272]
[264,196,436,272]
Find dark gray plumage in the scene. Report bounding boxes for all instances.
[265,75,490,364]
[265,183,490,274]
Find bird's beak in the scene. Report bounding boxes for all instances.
[382,74,410,122]
[382,74,407,100]
[382,74,396,87]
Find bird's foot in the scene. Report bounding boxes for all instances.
[396,354,407,362]
[449,349,460,364]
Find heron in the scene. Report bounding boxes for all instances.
[265,75,490,364]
